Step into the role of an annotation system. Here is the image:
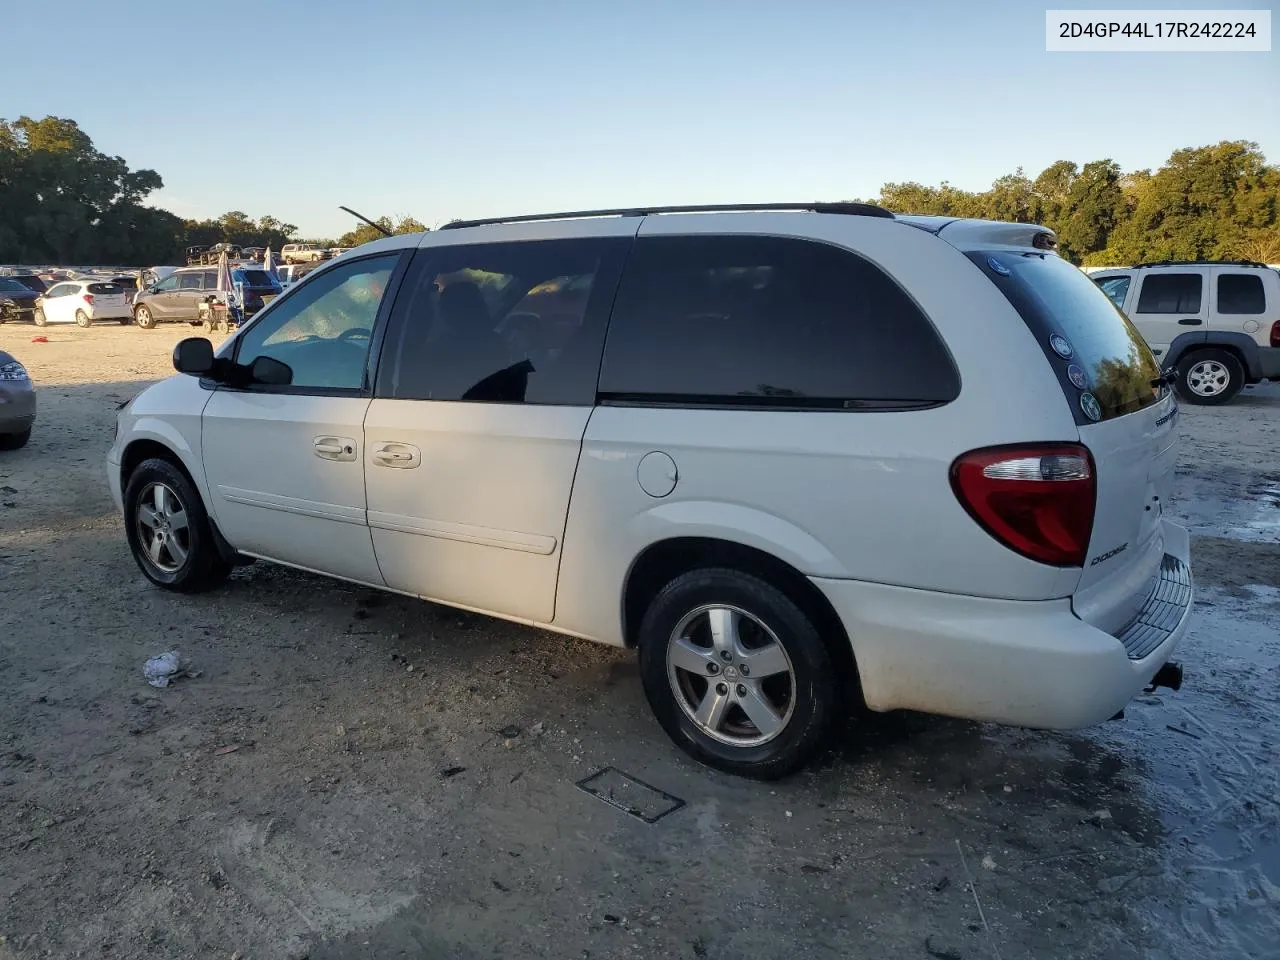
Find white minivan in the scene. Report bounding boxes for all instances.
[1091,260,1280,404]
[108,203,1192,778]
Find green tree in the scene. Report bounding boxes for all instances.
[1056,160,1125,263]
[1101,141,1279,263]
[336,214,427,248]
[0,115,168,264]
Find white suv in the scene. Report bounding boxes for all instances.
[108,203,1192,779]
[1091,260,1280,405]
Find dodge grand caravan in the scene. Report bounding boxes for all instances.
[108,203,1192,779]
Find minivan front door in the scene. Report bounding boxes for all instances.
[200,252,406,585]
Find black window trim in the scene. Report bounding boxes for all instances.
[594,231,961,413]
[202,249,412,398]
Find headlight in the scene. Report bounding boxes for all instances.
[0,361,30,381]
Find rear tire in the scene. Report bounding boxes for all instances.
[75,309,92,328]
[0,428,32,450]
[1176,348,1244,405]
[134,306,156,329]
[123,458,231,592]
[637,568,837,780]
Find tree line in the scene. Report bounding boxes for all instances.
[2,116,1277,267]
[869,140,1280,265]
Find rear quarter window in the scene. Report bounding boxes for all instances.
[598,234,959,409]
[1217,273,1266,314]
[970,251,1162,424]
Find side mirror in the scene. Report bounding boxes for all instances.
[249,355,293,386]
[173,337,215,376]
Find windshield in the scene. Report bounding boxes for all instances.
[971,252,1163,423]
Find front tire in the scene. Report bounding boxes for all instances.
[33,308,46,327]
[1176,348,1244,405]
[638,568,837,780]
[75,309,92,328]
[123,458,230,592]
[0,428,31,450]
[134,305,156,329]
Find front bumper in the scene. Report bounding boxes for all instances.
[812,521,1193,730]
[107,452,124,514]
[0,382,36,433]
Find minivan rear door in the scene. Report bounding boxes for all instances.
[969,250,1176,634]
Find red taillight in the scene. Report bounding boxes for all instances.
[950,444,1097,567]
[1271,319,1280,348]
[82,293,94,305]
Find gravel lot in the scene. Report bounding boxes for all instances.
[1,324,1278,960]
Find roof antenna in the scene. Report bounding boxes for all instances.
[338,205,392,237]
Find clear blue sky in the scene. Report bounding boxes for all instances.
[3,0,1276,238]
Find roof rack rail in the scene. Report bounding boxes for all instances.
[1134,259,1267,269]
[439,201,895,231]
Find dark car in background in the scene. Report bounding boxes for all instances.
[233,267,283,316]
[6,274,49,295]
[0,277,41,323]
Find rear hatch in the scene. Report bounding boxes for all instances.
[967,249,1174,633]
[87,282,128,311]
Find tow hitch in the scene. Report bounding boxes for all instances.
[1145,660,1184,693]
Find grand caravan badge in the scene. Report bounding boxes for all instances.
[1089,542,1130,567]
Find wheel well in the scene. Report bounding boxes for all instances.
[121,439,191,491]
[622,537,860,697]
[1181,343,1249,376]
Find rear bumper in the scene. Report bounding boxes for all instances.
[812,521,1193,730]
[89,304,132,320]
[1257,346,1280,381]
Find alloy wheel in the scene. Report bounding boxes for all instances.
[135,481,191,573]
[666,604,796,747]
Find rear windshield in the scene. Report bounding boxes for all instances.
[0,278,31,293]
[237,269,277,286]
[11,275,47,293]
[88,283,124,295]
[970,251,1162,423]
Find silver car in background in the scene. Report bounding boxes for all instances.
[0,350,35,449]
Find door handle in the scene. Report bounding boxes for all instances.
[314,436,357,461]
[371,441,422,469]
[1177,318,1202,325]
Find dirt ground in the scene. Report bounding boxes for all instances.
[1,323,1278,960]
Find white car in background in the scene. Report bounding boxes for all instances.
[35,279,133,327]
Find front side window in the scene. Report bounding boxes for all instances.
[378,237,629,405]
[45,283,72,298]
[598,235,959,407]
[153,275,179,292]
[1136,273,1202,314]
[235,254,400,390]
[1217,273,1265,314]
[1094,275,1131,311]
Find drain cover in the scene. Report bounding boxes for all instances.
[576,766,685,823]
